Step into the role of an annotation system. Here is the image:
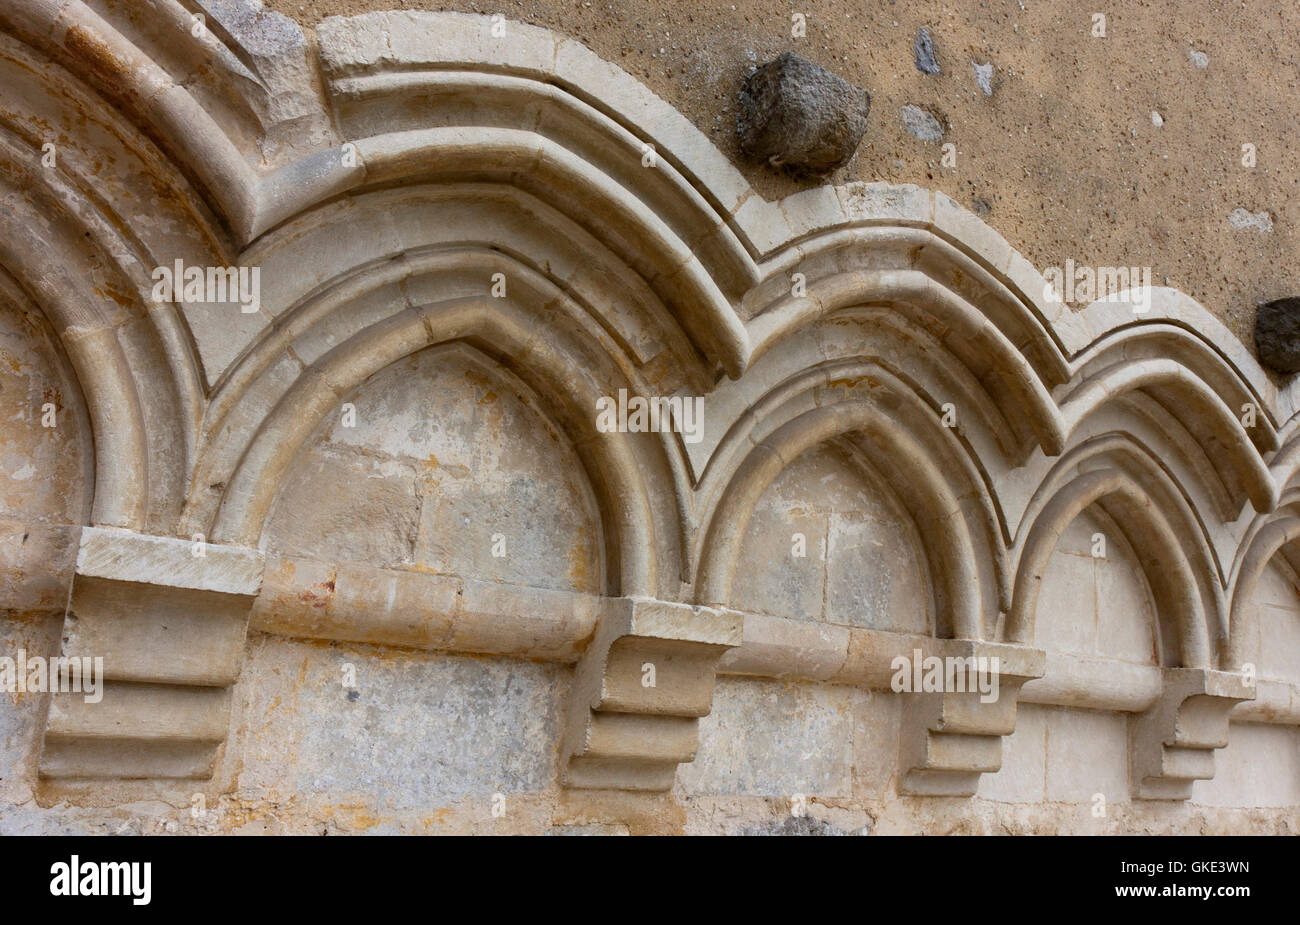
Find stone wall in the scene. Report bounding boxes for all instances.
[0,2,1298,835]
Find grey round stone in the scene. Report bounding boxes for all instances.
[737,52,871,175]
[1255,297,1300,374]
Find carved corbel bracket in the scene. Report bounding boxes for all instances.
[898,639,1046,797]
[1130,667,1255,800]
[562,597,743,792]
[39,527,264,779]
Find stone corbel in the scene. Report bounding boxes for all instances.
[1129,667,1255,800]
[39,526,263,779]
[562,597,743,792]
[898,639,1046,797]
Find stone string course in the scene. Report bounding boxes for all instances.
[0,2,1298,834]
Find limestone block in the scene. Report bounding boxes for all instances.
[38,527,264,779]
[718,612,849,681]
[1044,708,1128,804]
[976,704,1047,803]
[0,519,78,614]
[680,677,859,797]
[250,554,600,661]
[231,637,560,807]
[835,182,932,225]
[562,597,742,791]
[1130,667,1256,800]
[898,639,1045,796]
[1191,723,1300,808]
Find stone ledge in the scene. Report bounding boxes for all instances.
[37,528,266,780]
[1130,667,1256,801]
[897,640,1046,797]
[77,526,263,597]
[562,597,742,791]
[243,562,1300,730]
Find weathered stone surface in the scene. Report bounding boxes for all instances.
[740,814,867,836]
[732,445,929,634]
[901,104,945,142]
[77,526,263,597]
[0,6,1296,835]
[680,678,858,797]
[1230,207,1274,232]
[737,53,871,174]
[1255,297,1300,374]
[263,346,601,592]
[914,28,941,75]
[231,636,561,808]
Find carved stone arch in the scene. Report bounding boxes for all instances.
[745,262,1066,460]
[0,163,197,531]
[1069,323,1279,452]
[1226,489,1300,671]
[1011,433,1228,632]
[4,5,1288,809]
[0,19,229,530]
[0,266,94,526]
[0,0,263,239]
[696,396,989,640]
[1059,359,1274,516]
[1007,465,1212,669]
[695,355,1008,615]
[201,296,680,599]
[215,181,720,395]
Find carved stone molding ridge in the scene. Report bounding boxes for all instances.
[39,527,264,779]
[1129,667,1255,801]
[562,597,743,791]
[898,639,1046,797]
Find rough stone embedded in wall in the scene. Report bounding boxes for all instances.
[1229,207,1273,233]
[1255,297,1300,374]
[736,52,871,175]
[901,104,946,143]
[914,28,941,74]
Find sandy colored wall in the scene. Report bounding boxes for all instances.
[265,0,1300,354]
